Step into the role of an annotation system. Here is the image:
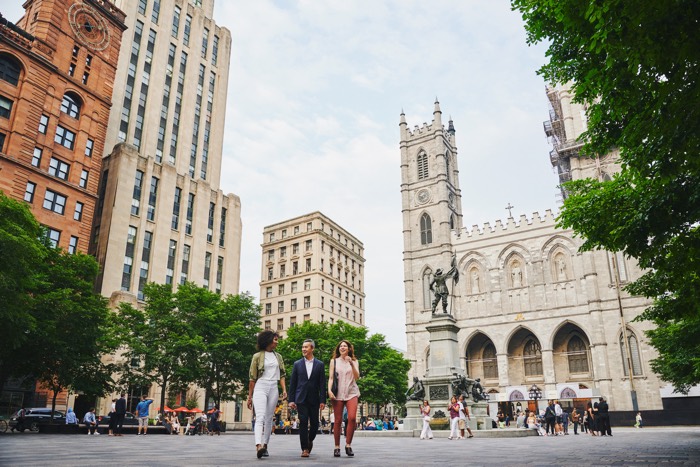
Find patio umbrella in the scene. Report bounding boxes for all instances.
[173,407,190,412]
[189,408,203,413]
[156,406,173,412]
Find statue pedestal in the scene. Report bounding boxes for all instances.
[470,401,491,431]
[403,400,423,431]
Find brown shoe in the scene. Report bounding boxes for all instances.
[301,450,310,458]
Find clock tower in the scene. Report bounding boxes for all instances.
[400,101,464,368]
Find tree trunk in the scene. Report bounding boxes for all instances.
[159,377,168,415]
[51,388,59,424]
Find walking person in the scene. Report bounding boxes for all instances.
[209,406,222,436]
[327,340,360,458]
[288,339,326,458]
[597,397,612,436]
[114,393,127,436]
[458,395,474,438]
[586,401,597,436]
[447,396,460,440]
[635,411,643,428]
[247,330,287,459]
[420,400,433,439]
[135,395,153,435]
[561,409,570,435]
[544,400,556,436]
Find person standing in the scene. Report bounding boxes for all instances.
[107,398,117,436]
[554,400,563,435]
[586,401,597,436]
[635,411,643,428]
[457,395,474,438]
[571,407,580,435]
[288,339,326,458]
[83,408,99,435]
[12,407,26,432]
[327,340,360,458]
[209,406,222,436]
[447,396,460,440]
[597,397,612,436]
[135,395,153,435]
[114,393,127,437]
[561,409,570,435]
[420,400,433,439]
[247,330,287,459]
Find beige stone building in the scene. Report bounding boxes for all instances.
[91,0,243,423]
[259,212,366,336]
[401,92,667,418]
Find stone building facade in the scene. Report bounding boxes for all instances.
[401,93,665,415]
[259,212,366,336]
[0,1,126,253]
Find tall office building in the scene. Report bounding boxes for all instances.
[0,1,126,253]
[259,212,366,336]
[91,0,243,420]
[92,0,241,304]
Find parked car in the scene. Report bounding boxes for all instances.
[98,411,139,426]
[9,408,66,432]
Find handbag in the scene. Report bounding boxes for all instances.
[331,358,339,396]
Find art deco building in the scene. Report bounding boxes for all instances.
[400,95,677,420]
[0,1,126,253]
[92,0,241,302]
[259,212,366,336]
[0,0,126,414]
[90,0,243,421]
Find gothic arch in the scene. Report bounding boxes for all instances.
[460,255,488,295]
[548,319,590,349]
[502,250,528,288]
[551,321,592,379]
[541,234,577,257]
[421,266,434,310]
[417,211,433,245]
[416,147,429,180]
[497,242,531,266]
[618,326,644,376]
[464,330,499,381]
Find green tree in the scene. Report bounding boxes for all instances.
[116,283,195,414]
[176,283,260,407]
[29,248,117,419]
[277,321,410,414]
[0,193,46,389]
[512,1,700,391]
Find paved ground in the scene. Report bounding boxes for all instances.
[1,427,699,466]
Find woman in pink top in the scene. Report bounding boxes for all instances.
[328,340,360,458]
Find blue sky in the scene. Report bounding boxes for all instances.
[4,1,558,351]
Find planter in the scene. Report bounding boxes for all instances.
[429,419,449,431]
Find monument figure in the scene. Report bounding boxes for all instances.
[430,255,459,314]
[405,376,425,401]
[556,257,567,281]
[511,263,522,287]
[451,374,470,399]
[471,378,486,402]
[471,271,480,294]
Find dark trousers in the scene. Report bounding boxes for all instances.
[297,403,320,451]
[113,413,125,435]
[109,414,117,433]
[86,422,98,434]
[545,418,556,434]
[599,415,611,435]
[573,421,579,434]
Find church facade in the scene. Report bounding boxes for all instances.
[400,89,666,415]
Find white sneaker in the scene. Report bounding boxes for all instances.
[448,437,453,440]
[87,432,91,435]
[420,436,425,440]
[94,432,100,435]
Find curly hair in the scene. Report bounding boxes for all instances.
[257,330,279,351]
[331,340,357,360]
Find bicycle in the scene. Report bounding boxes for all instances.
[0,417,8,433]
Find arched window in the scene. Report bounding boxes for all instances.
[619,331,643,376]
[445,151,451,183]
[0,54,21,86]
[60,92,82,119]
[567,336,589,373]
[482,343,498,379]
[523,339,543,376]
[449,214,455,230]
[420,213,432,245]
[417,151,428,180]
[422,269,433,309]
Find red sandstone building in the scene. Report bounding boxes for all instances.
[0,0,126,253]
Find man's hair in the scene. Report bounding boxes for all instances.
[141,395,147,399]
[303,338,315,348]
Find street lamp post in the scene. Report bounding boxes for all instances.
[528,384,542,411]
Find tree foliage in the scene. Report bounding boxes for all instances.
[276,321,410,411]
[512,0,700,391]
[116,282,261,411]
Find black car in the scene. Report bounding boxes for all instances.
[98,411,139,426]
[10,408,66,432]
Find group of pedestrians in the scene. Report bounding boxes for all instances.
[248,331,360,460]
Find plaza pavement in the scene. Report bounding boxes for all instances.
[1,427,699,466]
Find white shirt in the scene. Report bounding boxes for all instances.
[555,403,563,416]
[261,351,280,381]
[458,402,467,420]
[304,357,314,379]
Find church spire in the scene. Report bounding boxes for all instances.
[433,98,442,126]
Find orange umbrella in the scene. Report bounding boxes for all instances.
[173,407,190,412]
[189,408,203,413]
[156,406,173,412]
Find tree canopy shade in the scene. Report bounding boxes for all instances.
[276,321,411,412]
[512,0,700,391]
[116,282,261,412]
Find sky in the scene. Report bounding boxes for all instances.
[4,1,559,351]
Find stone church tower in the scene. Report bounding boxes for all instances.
[400,100,463,325]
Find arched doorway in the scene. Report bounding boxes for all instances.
[552,323,593,384]
[465,332,498,384]
[506,328,544,386]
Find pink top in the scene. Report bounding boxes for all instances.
[333,358,360,401]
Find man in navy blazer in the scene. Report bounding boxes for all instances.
[288,339,326,458]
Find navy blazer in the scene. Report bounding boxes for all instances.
[288,357,326,406]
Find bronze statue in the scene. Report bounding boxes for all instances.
[430,255,459,314]
[451,374,470,400]
[405,376,425,401]
[471,378,486,402]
